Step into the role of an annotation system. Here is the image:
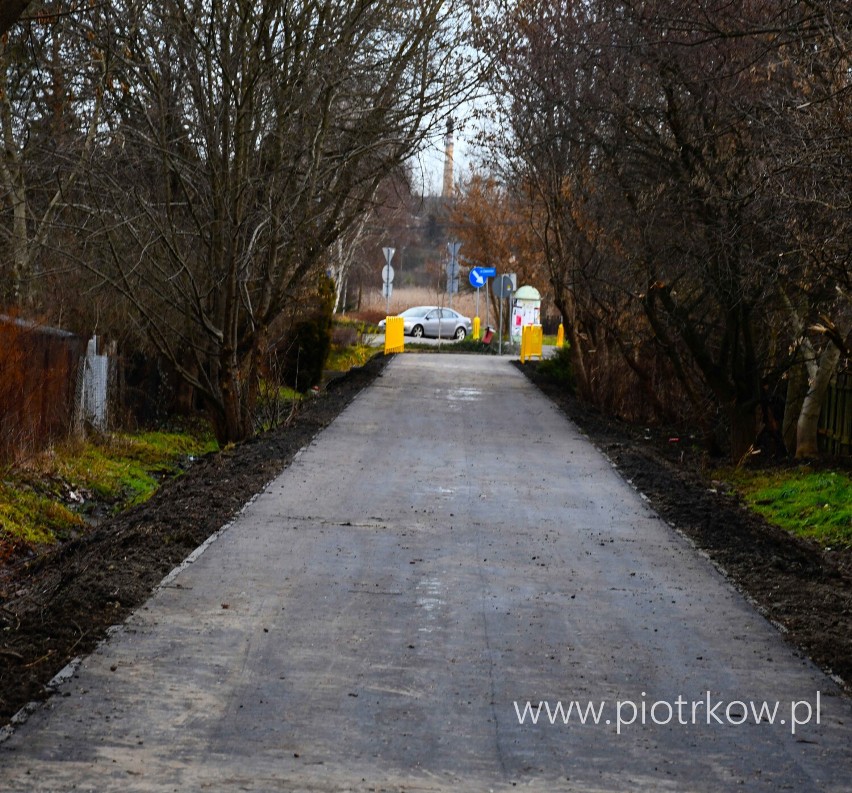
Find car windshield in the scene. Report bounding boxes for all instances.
[399,307,433,318]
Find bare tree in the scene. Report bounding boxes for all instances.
[473,0,618,398]
[449,170,546,329]
[474,0,851,458]
[0,6,108,304]
[76,0,475,443]
[762,1,852,455]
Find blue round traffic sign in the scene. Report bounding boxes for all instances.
[469,268,486,289]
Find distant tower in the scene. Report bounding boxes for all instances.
[442,117,454,199]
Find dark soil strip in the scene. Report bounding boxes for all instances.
[518,362,852,692]
[0,354,390,725]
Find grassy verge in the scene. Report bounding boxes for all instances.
[718,466,852,549]
[1,428,217,554]
[0,484,84,547]
[326,343,376,371]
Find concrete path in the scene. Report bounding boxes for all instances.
[1,355,850,792]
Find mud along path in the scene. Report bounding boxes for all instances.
[1,355,850,792]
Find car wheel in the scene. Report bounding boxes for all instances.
[454,327,467,340]
[412,325,424,338]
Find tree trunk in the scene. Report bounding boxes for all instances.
[0,49,29,303]
[174,380,196,416]
[333,268,346,314]
[554,294,591,398]
[782,363,807,456]
[795,343,841,458]
[215,356,250,445]
[9,166,29,298]
[729,400,758,464]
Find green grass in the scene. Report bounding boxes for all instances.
[334,316,379,334]
[259,382,302,401]
[326,343,376,371]
[0,428,217,552]
[719,467,852,549]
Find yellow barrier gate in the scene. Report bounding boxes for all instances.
[520,324,543,363]
[384,316,405,354]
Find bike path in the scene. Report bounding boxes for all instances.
[1,355,849,791]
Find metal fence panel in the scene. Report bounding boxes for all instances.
[818,371,852,456]
[0,317,85,462]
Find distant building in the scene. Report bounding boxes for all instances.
[442,118,454,199]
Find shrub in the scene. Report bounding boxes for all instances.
[536,346,575,390]
[331,324,358,346]
[420,337,499,354]
[280,276,335,393]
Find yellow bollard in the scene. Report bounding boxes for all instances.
[520,325,544,363]
[383,316,405,355]
[556,323,564,348]
[473,316,481,340]
[530,324,543,359]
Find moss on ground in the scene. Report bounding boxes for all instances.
[0,429,217,552]
[0,483,85,546]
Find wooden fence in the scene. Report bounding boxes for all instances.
[818,370,852,456]
[0,317,86,463]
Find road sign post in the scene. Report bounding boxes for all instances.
[381,247,395,315]
[469,266,496,339]
[499,294,503,354]
[492,274,516,355]
[469,267,483,335]
[447,241,462,310]
[476,286,480,336]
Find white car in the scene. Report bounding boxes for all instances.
[379,306,472,340]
